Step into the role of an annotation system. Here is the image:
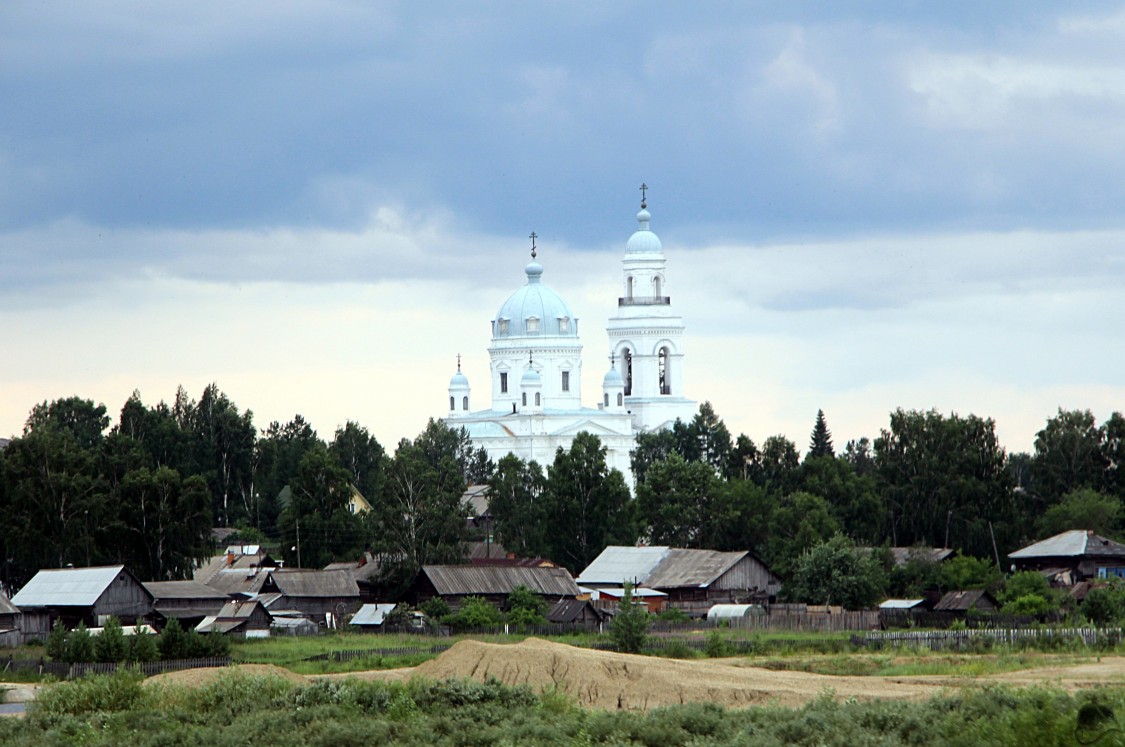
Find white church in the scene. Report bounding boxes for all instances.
[444,190,696,479]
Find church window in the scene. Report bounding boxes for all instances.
[624,349,633,396]
[561,371,570,392]
[653,275,662,298]
[522,392,527,406]
[500,372,508,393]
[526,316,540,333]
[462,396,469,411]
[626,276,634,300]
[558,316,569,333]
[449,396,455,411]
[617,393,624,406]
[659,347,670,394]
[535,392,541,406]
[498,318,509,335]
[604,393,609,407]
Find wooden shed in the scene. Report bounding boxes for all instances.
[143,580,230,628]
[258,568,361,623]
[412,565,580,611]
[11,565,153,628]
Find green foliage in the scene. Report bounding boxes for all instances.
[1001,571,1056,618]
[328,420,386,506]
[1038,488,1121,537]
[1082,581,1125,625]
[796,455,884,545]
[277,443,366,568]
[656,606,690,623]
[445,596,502,631]
[1004,593,1054,617]
[487,454,548,558]
[543,431,635,570]
[28,668,146,721]
[95,616,127,663]
[45,620,68,662]
[635,452,721,548]
[704,630,729,658]
[940,554,1002,591]
[887,551,943,598]
[128,628,159,662]
[65,622,95,664]
[782,535,886,609]
[419,597,451,621]
[609,583,651,654]
[807,408,834,459]
[158,618,188,660]
[1033,408,1108,502]
[506,585,546,627]
[766,491,841,577]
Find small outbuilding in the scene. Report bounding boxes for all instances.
[706,603,765,622]
[412,565,580,612]
[933,589,998,613]
[350,603,398,630]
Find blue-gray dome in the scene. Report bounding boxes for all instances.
[625,207,663,255]
[494,259,578,339]
[521,367,542,387]
[449,370,469,390]
[602,365,624,388]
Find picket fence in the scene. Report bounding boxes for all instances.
[856,627,1125,651]
[2,656,230,680]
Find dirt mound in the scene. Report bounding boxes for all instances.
[409,638,947,710]
[144,663,305,688]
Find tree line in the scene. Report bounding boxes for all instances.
[1,384,1121,601]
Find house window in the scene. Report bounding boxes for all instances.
[462,396,469,411]
[558,316,569,334]
[498,318,509,335]
[561,371,570,392]
[526,316,540,333]
[500,372,508,393]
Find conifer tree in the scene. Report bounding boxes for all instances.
[808,409,835,459]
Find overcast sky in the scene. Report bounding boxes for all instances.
[2,1,1123,456]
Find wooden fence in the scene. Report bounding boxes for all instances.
[855,627,1125,651]
[2,656,230,680]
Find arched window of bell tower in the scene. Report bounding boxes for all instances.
[659,347,670,395]
[626,276,634,300]
[653,275,662,298]
[624,348,633,396]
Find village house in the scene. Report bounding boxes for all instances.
[143,580,230,629]
[577,546,782,617]
[11,565,153,628]
[411,565,580,612]
[1008,530,1125,585]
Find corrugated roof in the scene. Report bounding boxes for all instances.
[0,592,19,615]
[879,599,926,609]
[266,569,359,598]
[646,549,750,589]
[547,598,602,623]
[423,565,579,597]
[351,603,397,626]
[1009,530,1125,559]
[203,569,269,595]
[888,547,954,567]
[576,546,670,586]
[143,580,229,601]
[12,566,136,607]
[934,590,994,611]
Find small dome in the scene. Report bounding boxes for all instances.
[603,365,624,388]
[449,370,469,390]
[521,367,542,387]
[625,206,663,255]
[494,256,577,339]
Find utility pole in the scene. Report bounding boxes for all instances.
[296,517,302,569]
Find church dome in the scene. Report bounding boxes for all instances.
[494,256,578,339]
[449,369,469,390]
[625,207,663,255]
[602,364,624,388]
[521,367,542,387]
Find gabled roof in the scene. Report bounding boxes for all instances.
[888,547,954,567]
[1009,530,1125,560]
[879,598,926,609]
[12,566,149,608]
[646,549,751,589]
[0,592,18,615]
[576,546,670,586]
[548,598,605,623]
[203,568,269,595]
[422,565,579,597]
[143,580,229,601]
[577,546,776,590]
[265,569,359,598]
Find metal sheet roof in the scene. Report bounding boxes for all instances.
[576,546,670,586]
[879,599,926,609]
[423,565,579,596]
[265,569,359,598]
[12,565,130,607]
[351,603,397,626]
[1009,530,1125,559]
[0,592,18,615]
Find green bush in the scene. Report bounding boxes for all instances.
[506,585,547,627]
[45,620,67,662]
[656,607,690,623]
[1082,581,1125,625]
[29,668,146,720]
[95,617,127,663]
[65,622,95,664]
[419,597,451,622]
[128,628,159,662]
[158,618,187,660]
[444,596,502,631]
[704,630,729,658]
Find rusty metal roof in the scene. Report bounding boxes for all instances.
[422,565,579,596]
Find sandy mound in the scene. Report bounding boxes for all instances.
[407,638,948,710]
[144,663,305,688]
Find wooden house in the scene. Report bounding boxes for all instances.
[11,565,153,628]
[547,598,608,626]
[1009,530,1125,582]
[412,565,580,611]
[258,568,361,623]
[196,599,272,636]
[578,546,782,617]
[933,589,998,613]
[143,580,230,628]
